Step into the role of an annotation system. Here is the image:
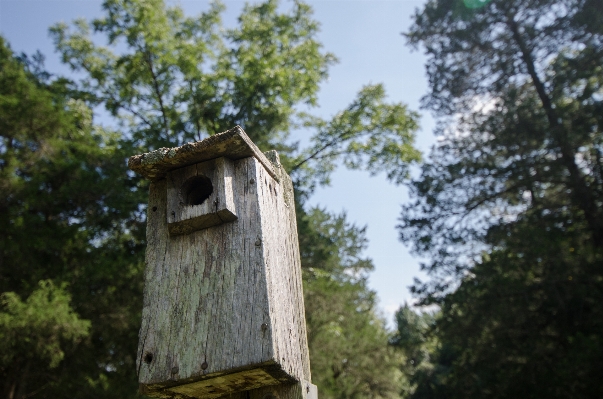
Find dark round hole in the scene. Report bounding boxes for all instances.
[144,352,153,364]
[182,175,213,206]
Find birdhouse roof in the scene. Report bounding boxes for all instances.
[128,126,278,181]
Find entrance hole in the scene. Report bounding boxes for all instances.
[182,175,213,206]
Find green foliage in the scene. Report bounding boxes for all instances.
[390,305,434,373]
[402,0,603,297]
[0,280,90,371]
[431,222,603,398]
[390,306,442,399]
[399,0,603,397]
[51,0,419,188]
[292,84,421,190]
[298,207,373,279]
[0,36,145,398]
[301,208,402,399]
[50,0,335,151]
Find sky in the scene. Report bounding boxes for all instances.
[0,0,435,327]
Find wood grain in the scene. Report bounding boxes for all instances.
[128,126,278,182]
[136,152,311,399]
[166,157,237,235]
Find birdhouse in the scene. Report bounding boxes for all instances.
[128,126,315,399]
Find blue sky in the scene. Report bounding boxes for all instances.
[0,0,435,326]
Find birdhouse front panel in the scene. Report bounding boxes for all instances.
[166,157,237,236]
[133,131,311,399]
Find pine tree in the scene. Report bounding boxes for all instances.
[0,36,146,397]
[398,0,603,396]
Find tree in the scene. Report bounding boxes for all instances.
[0,36,146,398]
[50,0,420,185]
[0,281,90,399]
[300,208,402,399]
[399,0,603,397]
[50,0,332,151]
[390,305,442,399]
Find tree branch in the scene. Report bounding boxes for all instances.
[506,11,603,245]
[291,127,356,171]
[144,51,170,139]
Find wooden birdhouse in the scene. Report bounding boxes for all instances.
[128,126,316,399]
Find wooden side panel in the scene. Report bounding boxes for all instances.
[255,156,312,383]
[137,158,279,391]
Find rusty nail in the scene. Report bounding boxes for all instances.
[171,366,179,374]
[201,361,208,370]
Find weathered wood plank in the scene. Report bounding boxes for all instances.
[166,157,238,235]
[255,152,311,382]
[128,125,278,182]
[167,369,280,398]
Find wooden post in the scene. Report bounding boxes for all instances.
[128,126,316,399]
